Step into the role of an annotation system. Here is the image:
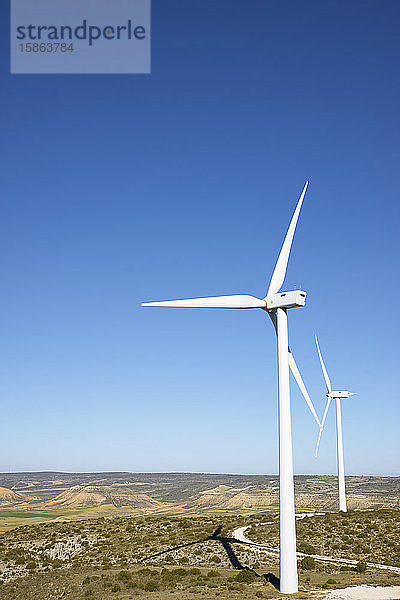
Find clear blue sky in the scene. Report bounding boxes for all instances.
[0,0,399,475]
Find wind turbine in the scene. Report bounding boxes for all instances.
[141,181,320,594]
[315,335,356,512]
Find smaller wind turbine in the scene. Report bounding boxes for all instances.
[315,335,355,512]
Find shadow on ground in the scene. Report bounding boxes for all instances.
[140,525,280,591]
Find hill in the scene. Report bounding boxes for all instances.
[46,484,170,510]
[0,486,39,507]
[0,473,398,516]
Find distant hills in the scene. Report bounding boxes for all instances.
[46,485,168,510]
[0,473,399,514]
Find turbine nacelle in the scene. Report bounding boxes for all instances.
[265,290,307,311]
[327,391,356,399]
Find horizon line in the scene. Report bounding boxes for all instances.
[1,470,399,478]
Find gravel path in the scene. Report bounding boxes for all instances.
[231,525,400,574]
[322,585,400,599]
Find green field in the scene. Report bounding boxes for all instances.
[0,506,136,533]
[0,508,68,531]
[0,510,65,519]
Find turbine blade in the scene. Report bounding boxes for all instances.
[320,396,332,429]
[315,334,332,393]
[141,295,266,309]
[288,352,321,428]
[268,313,321,428]
[266,181,308,298]
[315,396,332,457]
[315,427,323,457]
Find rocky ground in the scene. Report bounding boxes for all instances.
[0,510,400,599]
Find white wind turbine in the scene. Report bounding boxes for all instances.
[315,335,356,512]
[141,181,321,594]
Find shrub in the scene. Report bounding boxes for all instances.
[301,557,315,570]
[117,570,132,583]
[355,561,367,573]
[210,555,222,564]
[234,569,258,583]
[52,559,63,569]
[144,581,159,592]
[298,542,317,554]
[206,570,220,578]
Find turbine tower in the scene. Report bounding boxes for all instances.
[141,181,320,594]
[315,335,356,512]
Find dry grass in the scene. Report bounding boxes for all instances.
[249,510,400,567]
[0,510,399,599]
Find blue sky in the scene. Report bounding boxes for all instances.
[0,0,399,475]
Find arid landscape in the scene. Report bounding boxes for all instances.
[0,473,399,527]
[0,473,399,599]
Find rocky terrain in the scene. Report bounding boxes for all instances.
[0,475,399,599]
[0,511,400,599]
